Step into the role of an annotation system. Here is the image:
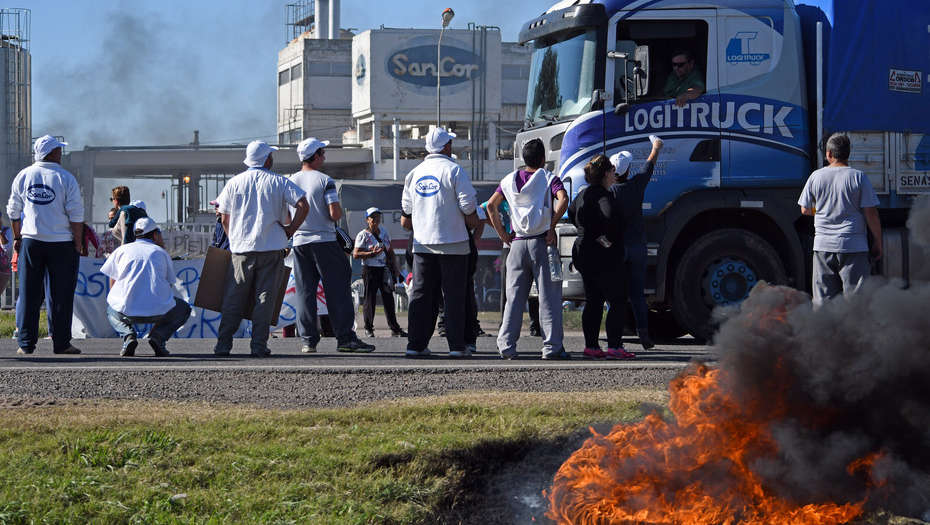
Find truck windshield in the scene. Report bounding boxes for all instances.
[525,29,598,125]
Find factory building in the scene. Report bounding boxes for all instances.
[0,8,32,209]
[277,0,531,181]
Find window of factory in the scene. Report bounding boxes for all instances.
[309,62,331,76]
[278,69,290,86]
[288,129,302,144]
[278,132,287,144]
[308,61,352,77]
[503,65,529,80]
[331,63,351,77]
[290,63,302,81]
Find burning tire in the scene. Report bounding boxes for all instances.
[671,229,787,342]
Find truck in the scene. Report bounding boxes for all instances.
[515,0,930,340]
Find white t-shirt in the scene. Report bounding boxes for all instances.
[798,166,880,253]
[401,154,477,255]
[355,227,391,267]
[289,169,340,246]
[100,239,178,317]
[215,168,306,253]
[5,161,84,242]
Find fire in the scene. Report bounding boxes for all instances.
[546,363,877,525]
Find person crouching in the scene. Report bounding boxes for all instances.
[100,217,191,357]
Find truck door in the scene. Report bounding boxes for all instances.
[606,8,722,212]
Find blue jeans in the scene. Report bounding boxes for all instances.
[293,241,357,346]
[625,243,648,336]
[17,239,79,352]
[107,298,192,343]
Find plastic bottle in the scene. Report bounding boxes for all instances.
[547,245,562,282]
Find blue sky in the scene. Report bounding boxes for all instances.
[28,0,547,150]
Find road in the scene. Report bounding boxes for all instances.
[0,335,713,408]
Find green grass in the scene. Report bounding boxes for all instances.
[0,391,663,524]
[0,310,47,338]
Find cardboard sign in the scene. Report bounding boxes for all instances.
[194,246,290,322]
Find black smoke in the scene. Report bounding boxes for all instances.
[35,6,277,147]
[712,196,930,517]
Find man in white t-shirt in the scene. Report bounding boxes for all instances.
[799,133,882,304]
[6,135,84,355]
[289,137,375,353]
[401,128,478,358]
[353,207,405,338]
[100,218,192,357]
[213,140,310,357]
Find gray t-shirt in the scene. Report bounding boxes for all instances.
[289,169,339,246]
[798,166,879,253]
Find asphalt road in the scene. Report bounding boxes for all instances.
[0,335,713,408]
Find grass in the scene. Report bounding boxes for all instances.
[0,310,47,338]
[0,391,665,524]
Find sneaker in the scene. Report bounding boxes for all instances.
[606,347,636,359]
[338,339,375,353]
[148,338,170,357]
[364,329,375,338]
[500,350,518,360]
[529,326,541,337]
[300,344,316,353]
[449,348,472,358]
[53,345,81,355]
[542,349,572,360]
[391,329,408,338]
[16,347,34,355]
[405,347,431,358]
[465,343,477,354]
[582,347,606,359]
[214,348,231,357]
[121,338,138,357]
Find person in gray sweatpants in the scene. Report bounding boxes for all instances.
[799,133,882,305]
[487,138,569,359]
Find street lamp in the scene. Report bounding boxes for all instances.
[437,7,455,127]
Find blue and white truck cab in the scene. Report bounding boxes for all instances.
[516,0,930,340]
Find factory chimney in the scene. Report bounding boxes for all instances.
[315,0,340,39]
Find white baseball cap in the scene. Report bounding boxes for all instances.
[133,217,159,236]
[33,135,68,162]
[297,137,330,162]
[425,127,456,154]
[130,199,146,211]
[243,140,279,168]
[610,150,633,175]
[365,207,381,217]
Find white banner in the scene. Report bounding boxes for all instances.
[72,257,330,339]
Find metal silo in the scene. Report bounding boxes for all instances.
[0,8,30,209]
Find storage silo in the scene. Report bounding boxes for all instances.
[0,8,30,209]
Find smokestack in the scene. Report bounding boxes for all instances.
[329,0,340,39]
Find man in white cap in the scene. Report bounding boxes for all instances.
[213,140,310,357]
[353,206,405,338]
[289,137,375,353]
[100,217,191,357]
[6,135,84,355]
[400,127,478,358]
[608,134,663,350]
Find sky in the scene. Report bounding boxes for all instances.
[27,0,546,149]
[25,0,547,222]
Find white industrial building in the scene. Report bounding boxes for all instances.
[277,0,531,181]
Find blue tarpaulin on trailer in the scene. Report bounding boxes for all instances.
[796,0,930,134]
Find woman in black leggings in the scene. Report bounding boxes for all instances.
[567,155,635,359]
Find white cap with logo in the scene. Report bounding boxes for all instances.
[610,151,633,175]
[130,200,147,211]
[243,140,279,168]
[133,217,159,236]
[297,137,330,162]
[33,135,68,162]
[365,207,381,217]
[425,127,456,154]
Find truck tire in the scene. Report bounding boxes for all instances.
[671,229,787,342]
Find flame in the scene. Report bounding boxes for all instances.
[547,363,877,525]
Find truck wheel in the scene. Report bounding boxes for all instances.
[671,229,787,342]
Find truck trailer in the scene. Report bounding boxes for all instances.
[515,0,930,340]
